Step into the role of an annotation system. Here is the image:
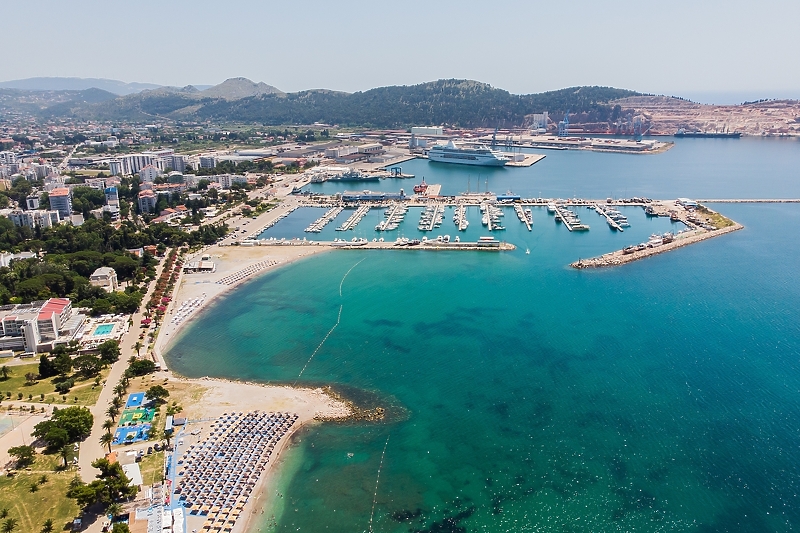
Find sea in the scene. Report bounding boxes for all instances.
[166,136,800,532]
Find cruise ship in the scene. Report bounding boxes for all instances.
[428,140,509,167]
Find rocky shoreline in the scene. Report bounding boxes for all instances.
[571,224,744,269]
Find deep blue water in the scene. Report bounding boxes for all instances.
[167,138,800,532]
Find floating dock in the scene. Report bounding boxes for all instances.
[305,206,343,233]
[336,205,370,231]
[514,204,532,231]
[593,204,624,232]
[454,204,469,231]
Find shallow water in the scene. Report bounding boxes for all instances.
[168,138,800,532]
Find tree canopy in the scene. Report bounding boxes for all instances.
[33,406,93,448]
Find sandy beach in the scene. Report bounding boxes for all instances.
[154,244,331,364]
[146,239,347,533]
[160,376,351,533]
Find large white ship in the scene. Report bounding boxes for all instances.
[428,140,509,167]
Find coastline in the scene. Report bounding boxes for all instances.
[166,376,351,533]
[154,244,332,364]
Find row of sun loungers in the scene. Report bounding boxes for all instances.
[175,411,298,527]
[169,295,207,326]
[215,260,279,286]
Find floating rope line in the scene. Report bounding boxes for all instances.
[295,258,365,382]
[340,257,366,296]
[368,435,391,533]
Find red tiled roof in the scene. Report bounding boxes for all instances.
[38,298,70,321]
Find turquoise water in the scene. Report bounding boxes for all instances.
[167,139,800,532]
[93,324,114,336]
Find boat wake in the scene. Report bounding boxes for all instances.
[296,258,366,381]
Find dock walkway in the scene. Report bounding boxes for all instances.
[514,204,532,231]
[554,207,573,232]
[594,204,624,231]
[305,206,343,233]
[336,205,370,231]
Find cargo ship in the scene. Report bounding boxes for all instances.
[674,128,741,138]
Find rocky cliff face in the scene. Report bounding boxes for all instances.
[614,95,800,135]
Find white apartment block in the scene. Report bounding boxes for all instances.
[7,210,61,229]
[0,298,82,352]
[0,151,16,165]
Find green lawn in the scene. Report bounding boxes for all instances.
[0,454,81,533]
[0,363,110,406]
[138,451,165,486]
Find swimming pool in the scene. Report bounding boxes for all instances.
[93,324,114,336]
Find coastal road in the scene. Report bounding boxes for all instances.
[78,252,174,483]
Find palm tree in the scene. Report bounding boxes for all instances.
[106,405,119,422]
[106,503,123,519]
[42,519,54,533]
[1,518,17,533]
[113,384,125,396]
[112,396,123,410]
[133,341,143,357]
[0,366,10,380]
[100,432,113,454]
[59,445,71,468]
[0,510,6,519]
[102,419,115,433]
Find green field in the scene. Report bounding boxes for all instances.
[0,363,110,406]
[0,454,81,533]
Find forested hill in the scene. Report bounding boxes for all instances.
[36,79,640,128]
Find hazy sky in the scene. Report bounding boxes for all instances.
[3,0,798,103]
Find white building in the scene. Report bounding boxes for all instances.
[26,194,40,210]
[48,188,72,218]
[0,252,36,267]
[411,126,443,136]
[0,298,81,352]
[137,190,157,213]
[120,154,155,176]
[90,266,119,292]
[108,159,123,176]
[357,143,383,154]
[139,164,160,183]
[104,186,119,206]
[530,112,549,133]
[199,156,217,169]
[7,210,61,229]
[0,151,16,165]
[217,174,249,188]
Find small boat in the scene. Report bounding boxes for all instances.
[525,248,530,255]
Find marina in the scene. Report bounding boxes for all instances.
[247,194,742,265]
